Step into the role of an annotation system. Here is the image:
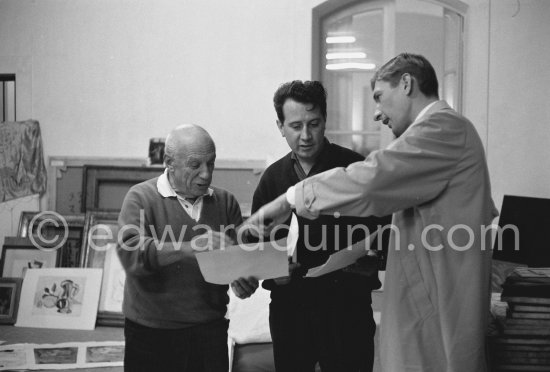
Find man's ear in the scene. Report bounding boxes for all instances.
[276,120,285,137]
[164,155,174,173]
[401,73,413,96]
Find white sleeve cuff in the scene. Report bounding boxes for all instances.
[286,186,296,208]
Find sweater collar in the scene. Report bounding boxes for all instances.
[290,138,331,179]
[157,169,213,199]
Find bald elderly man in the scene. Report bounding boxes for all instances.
[117,124,258,372]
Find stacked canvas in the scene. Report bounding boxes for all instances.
[493,268,550,371]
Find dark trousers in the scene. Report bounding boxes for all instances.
[269,298,376,372]
[124,318,229,372]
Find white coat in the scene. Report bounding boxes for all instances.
[294,101,498,372]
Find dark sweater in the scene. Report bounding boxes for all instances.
[252,141,389,303]
[117,177,242,328]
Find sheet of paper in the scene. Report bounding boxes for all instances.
[0,343,28,371]
[100,244,125,313]
[196,239,288,285]
[305,231,378,278]
[0,341,124,371]
[196,215,299,285]
[287,213,299,262]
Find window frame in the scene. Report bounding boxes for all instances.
[0,73,16,122]
[312,0,467,151]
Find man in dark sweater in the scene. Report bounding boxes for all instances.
[252,81,390,372]
[117,124,258,372]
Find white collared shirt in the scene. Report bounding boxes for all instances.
[157,169,213,222]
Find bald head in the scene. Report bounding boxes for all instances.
[164,124,217,199]
[164,124,215,166]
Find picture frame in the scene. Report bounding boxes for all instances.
[1,237,60,278]
[18,211,86,268]
[148,137,165,165]
[0,277,23,324]
[79,161,264,216]
[81,211,125,326]
[81,165,163,212]
[15,267,103,330]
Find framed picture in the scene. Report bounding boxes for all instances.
[80,161,263,216]
[0,278,23,324]
[82,211,125,326]
[1,237,60,278]
[148,138,165,165]
[15,267,103,330]
[81,165,163,212]
[18,211,86,268]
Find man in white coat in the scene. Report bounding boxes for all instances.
[244,53,498,372]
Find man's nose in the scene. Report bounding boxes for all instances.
[199,165,212,179]
[300,126,312,140]
[373,109,383,122]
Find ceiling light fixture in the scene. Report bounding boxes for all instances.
[326,62,376,70]
[326,52,367,60]
[326,36,356,44]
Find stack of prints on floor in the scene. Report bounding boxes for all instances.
[493,267,550,371]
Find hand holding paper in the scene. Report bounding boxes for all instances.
[231,277,259,299]
[342,250,379,277]
[242,194,292,238]
[196,214,379,284]
[305,232,378,278]
[196,215,299,285]
[272,261,301,286]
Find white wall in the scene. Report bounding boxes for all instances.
[0,0,324,162]
[486,0,550,206]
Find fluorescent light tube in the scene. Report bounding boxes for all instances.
[326,62,376,70]
[326,36,356,44]
[326,52,367,60]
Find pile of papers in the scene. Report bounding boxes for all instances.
[0,341,124,371]
[492,268,550,370]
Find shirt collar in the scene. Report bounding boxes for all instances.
[157,169,213,199]
[410,100,439,128]
[290,138,330,179]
